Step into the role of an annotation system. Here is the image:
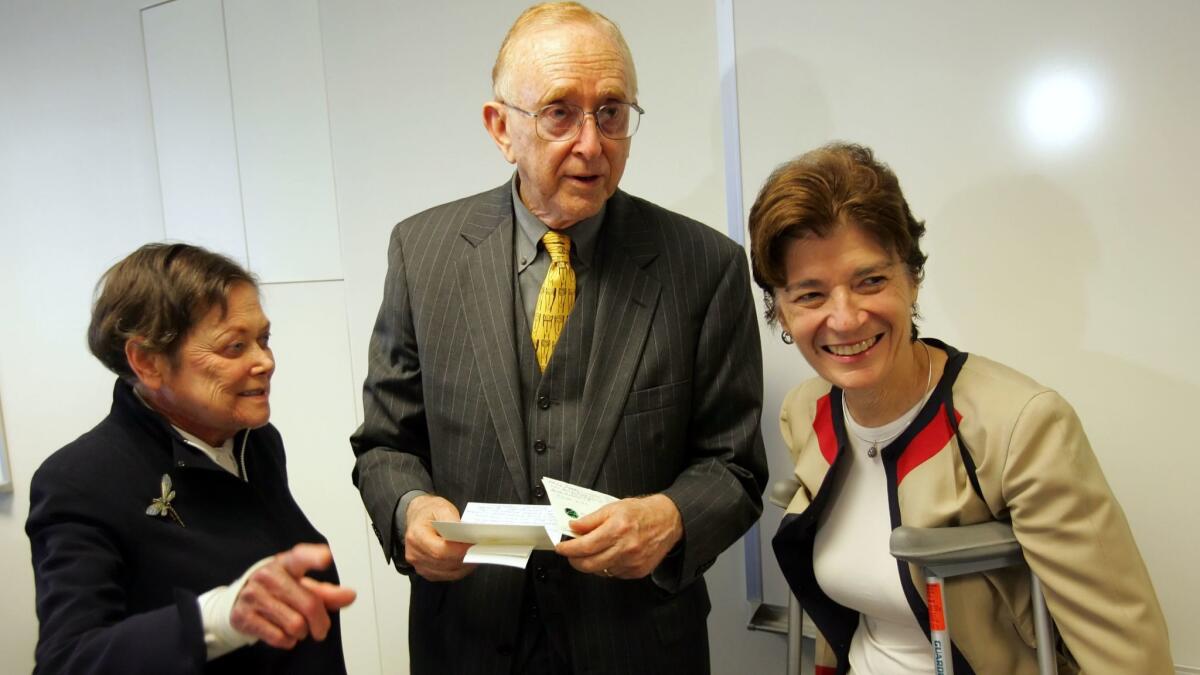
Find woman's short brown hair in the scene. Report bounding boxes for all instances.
[747,142,928,325]
[87,243,257,381]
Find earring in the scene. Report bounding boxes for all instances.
[781,330,794,345]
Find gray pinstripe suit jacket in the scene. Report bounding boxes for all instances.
[351,183,767,674]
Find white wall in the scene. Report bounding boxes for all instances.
[3,0,1194,673]
[733,1,1200,670]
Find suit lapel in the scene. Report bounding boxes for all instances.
[570,192,661,488]
[456,185,530,502]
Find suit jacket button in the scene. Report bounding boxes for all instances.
[497,644,513,656]
[537,395,551,410]
[535,566,548,582]
[533,485,546,500]
[533,439,547,454]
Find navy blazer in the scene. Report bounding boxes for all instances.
[27,379,346,674]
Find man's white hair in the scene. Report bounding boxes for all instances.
[491,2,638,103]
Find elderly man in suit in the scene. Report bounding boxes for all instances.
[350,3,767,673]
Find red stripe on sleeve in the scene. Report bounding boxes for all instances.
[896,405,963,485]
[813,394,838,466]
[815,667,838,675]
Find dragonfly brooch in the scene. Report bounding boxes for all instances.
[146,473,185,527]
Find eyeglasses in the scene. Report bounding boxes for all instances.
[504,102,644,141]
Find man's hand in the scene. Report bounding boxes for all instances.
[554,494,683,579]
[404,495,477,582]
[230,543,357,649]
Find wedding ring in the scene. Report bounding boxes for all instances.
[603,568,614,578]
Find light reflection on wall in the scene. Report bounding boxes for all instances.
[1020,69,1103,151]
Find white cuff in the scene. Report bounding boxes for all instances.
[197,556,273,661]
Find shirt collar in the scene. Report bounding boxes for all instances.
[171,425,235,458]
[511,173,604,271]
[131,384,239,474]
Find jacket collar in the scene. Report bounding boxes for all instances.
[456,184,663,493]
[824,338,967,461]
[110,378,249,474]
[458,184,660,267]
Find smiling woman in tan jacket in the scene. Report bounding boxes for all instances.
[748,142,1170,675]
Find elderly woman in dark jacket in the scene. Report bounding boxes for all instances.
[26,243,354,674]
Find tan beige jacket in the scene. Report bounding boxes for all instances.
[772,340,1171,675]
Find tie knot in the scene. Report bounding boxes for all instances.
[542,231,572,264]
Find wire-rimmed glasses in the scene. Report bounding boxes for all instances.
[504,102,644,141]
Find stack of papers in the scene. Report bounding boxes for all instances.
[431,478,618,569]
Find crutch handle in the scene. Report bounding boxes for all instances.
[891,521,1023,577]
[769,478,800,509]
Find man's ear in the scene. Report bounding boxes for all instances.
[125,338,166,390]
[483,102,517,164]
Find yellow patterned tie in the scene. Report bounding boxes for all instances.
[531,231,575,372]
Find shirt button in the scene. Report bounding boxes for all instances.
[533,439,547,454]
[533,485,546,500]
[537,395,551,410]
